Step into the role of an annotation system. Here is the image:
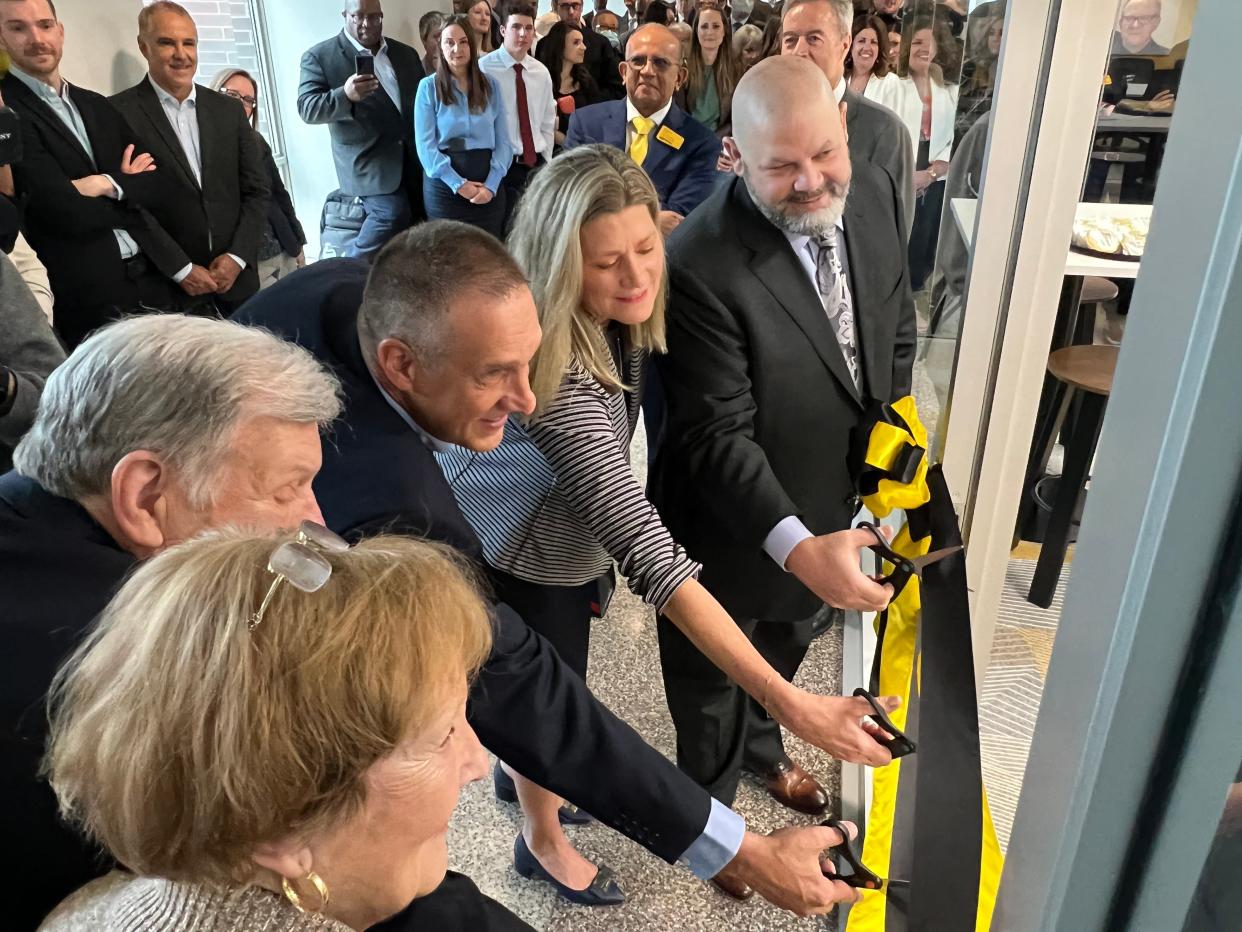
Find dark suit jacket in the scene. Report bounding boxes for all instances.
[256,133,306,257]
[844,87,915,237]
[1,75,185,343]
[650,170,916,622]
[298,31,425,198]
[0,472,135,929]
[583,26,625,100]
[232,260,711,865]
[110,78,269,308]
[565,100,721,217]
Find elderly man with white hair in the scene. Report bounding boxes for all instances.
[1114,0,1168,55]
[650,58,916,898]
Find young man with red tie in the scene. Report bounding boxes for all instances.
[480,0,556,230]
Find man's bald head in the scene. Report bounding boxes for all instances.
[732,55,840,152]
[726,56,851,237]
[622,24,687,116]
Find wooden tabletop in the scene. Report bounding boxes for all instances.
[1048,345,1120,396]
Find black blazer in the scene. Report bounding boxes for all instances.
[1,75,186,343]
[232,260,711,865]
[650,169,916,622]
[0,472,136,928]
[110,78,269,308]
[298,31,424,198]
[583,27,625,101]
[256,133,306,258]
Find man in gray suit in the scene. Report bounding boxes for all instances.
[298,0,426,257]
[780,0,914,236]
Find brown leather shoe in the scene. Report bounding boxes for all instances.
[711,871,755,901]
[760,758,829,815]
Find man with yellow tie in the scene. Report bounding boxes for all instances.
[564,24,721,235]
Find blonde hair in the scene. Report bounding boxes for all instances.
[44,531,493,885]
[507,145,667,414]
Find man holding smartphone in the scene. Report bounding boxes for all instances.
[298,0,426,257]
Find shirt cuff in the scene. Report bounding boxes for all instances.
[226,253,247,270]
[677,798,746,879]
[763,515,814,571]
[172,263,192,284]
[103,174,124,200]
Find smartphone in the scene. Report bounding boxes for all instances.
[355,54,375,77]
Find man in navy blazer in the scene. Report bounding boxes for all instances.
[565,24,720,235]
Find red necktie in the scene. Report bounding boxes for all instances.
[513,63,537,168]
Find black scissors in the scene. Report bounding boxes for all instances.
[822,819,911,891]
[854,688,916,758]
[856,521,963,598]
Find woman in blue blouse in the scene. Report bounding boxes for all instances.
[414,15,512,237]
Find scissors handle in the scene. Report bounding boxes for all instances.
[854,688,917,758]
[857,522,917,597]
[822,819,884,890]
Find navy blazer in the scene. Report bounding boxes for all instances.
[232,261,711,866]
[564,100,721,217]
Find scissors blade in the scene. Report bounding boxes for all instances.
[909,545,963,573]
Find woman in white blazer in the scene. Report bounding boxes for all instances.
[848,13,899,101]
[870,13,961,291]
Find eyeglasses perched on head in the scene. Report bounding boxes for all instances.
[250,521,351,630]
[627,53,677,72]
[221,88,258,109]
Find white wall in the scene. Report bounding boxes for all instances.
[58,0,149,95]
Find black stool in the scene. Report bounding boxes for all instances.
[1028,345,1118,608]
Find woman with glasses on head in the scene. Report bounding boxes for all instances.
[675,5,737,135]
[440,144,899,906]
[209,69,307,288]
[414,14,513,237]
[39,528,532,931]
[535,21,603,148]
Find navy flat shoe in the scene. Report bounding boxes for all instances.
[513,833,626,907]
[493,762,595,825]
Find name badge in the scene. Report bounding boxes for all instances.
[656,125,684,150]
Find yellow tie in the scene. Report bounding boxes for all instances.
[629,116,655,166]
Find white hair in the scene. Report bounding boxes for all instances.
[14,315,342,507]
[782,0,852,43]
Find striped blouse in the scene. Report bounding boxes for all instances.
[437,339,700,613]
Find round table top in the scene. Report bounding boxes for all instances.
[1048,345,1119,396]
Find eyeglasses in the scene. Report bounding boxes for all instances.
[626,53,676,72]
[558,1,583,10]
[249,521,351,630]
[222,88,258,108]
[1119,14,1158,26]
[348,12,385,25]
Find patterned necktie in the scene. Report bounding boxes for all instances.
[813,228,861,390]
[513,63,537,168]
[629,115,654,166]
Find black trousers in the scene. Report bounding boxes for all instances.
[657,607,828,805]
[500,155,545,234]
[488,567,602,680]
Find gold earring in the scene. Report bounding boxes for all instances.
[282,871,330,914]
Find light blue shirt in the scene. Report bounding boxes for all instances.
[413,73,513,194]
[9,67,138,260]
[373,370,746,878]
[765,217,851,570]
[147,76,245,281]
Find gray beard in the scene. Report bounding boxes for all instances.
[742,172,850,238]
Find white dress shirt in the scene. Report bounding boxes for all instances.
[625,97,673,149]
[479,46,557,160]
[148,76,245,281]
[343,31,402,111]
[762,217,853,571]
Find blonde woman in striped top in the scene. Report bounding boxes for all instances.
[439,143,896,904]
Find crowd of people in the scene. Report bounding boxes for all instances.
[0,0,1008,929]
